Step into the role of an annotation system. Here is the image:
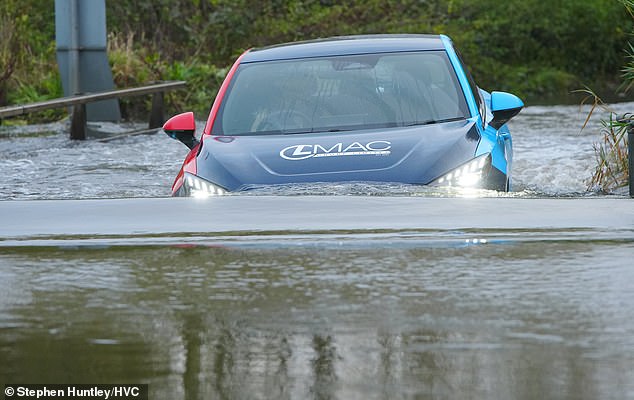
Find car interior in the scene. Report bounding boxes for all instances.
[218,52,468,136]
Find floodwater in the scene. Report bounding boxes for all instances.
[1,103,634,399]
[0,102,632,199]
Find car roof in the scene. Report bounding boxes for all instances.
[241,34,446,63]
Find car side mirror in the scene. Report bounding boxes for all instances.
[163,111,199,149]
[489,91,524,130]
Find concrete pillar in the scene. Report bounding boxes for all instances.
[55,0,121,122]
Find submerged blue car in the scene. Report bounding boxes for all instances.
[164,34,523,196]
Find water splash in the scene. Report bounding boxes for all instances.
[1,102,632,200]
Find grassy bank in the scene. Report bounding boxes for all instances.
[586,0,633,193]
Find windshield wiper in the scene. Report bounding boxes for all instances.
[282,128,354,135]
[404,117,466,127]
[324,128,353,132]
[281,129,313,135]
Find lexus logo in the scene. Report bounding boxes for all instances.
[280,141,391,160]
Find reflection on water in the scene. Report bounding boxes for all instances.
[1,239,634,399]
[2,104,634,398]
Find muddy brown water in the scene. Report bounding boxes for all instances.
[1,103,634,399]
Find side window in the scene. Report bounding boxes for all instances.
[454,49,486,125]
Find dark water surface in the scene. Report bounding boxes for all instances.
[1,104,634,399]
[1,237,634,399]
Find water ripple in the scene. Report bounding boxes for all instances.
[1,103,633,200]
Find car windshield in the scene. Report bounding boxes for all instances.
[213,51,470,136]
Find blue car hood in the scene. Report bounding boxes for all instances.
[196,119,480,191]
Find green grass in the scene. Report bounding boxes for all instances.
[578,90,630,192]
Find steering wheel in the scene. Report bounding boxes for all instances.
[251,110,312,132]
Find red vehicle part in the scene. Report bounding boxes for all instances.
[170,50,250,195]
[203,50,250,136]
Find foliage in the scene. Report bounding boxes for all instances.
[590,116,630,192]
[106,31,228,117]
[163,61,228,116]
[585,0,633,192]
[0,11,19,106]
[1,0,632,121]
[104,0,631,106]
[0,0,60,121]
[579,90,629,192]
[442,0,628,99]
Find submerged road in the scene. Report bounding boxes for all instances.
[1,196,633,241]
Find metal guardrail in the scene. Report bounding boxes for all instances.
[0,80,186,140]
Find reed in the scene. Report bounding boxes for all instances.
[578,89,630,192]
[582,0,633,193]
[590,115,630,192]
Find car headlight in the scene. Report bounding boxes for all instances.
[183,173,227,197]
[431,153,491,188]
